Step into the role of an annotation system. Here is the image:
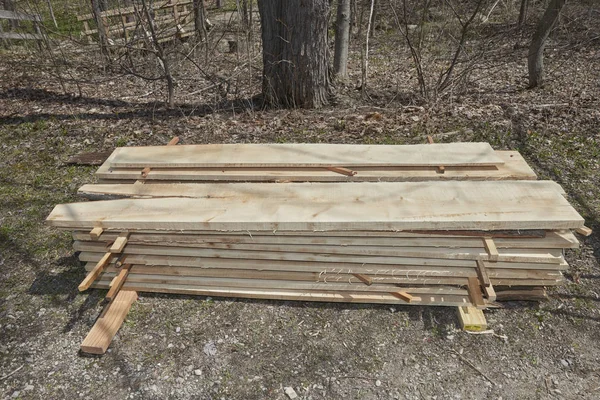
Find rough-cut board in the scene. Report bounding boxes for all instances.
[457,306,488,331]
[72,230,579,249]
[90,281,473,307]
[79,251,569,271]
[94,151,536,183]
[80,290,137,355]
[80,180,567,201]
[86,262,563,282]
[47,181,584,231]
[73,241,564,265]
[108,143,504,168]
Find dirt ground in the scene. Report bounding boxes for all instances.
[1,4,600,399]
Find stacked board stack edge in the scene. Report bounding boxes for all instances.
[46,142,591,354]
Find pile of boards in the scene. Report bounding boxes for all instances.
[48,142,587,313]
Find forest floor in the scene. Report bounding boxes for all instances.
[1,9,600,400]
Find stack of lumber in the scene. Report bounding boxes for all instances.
[47,142,590,353]
[47,141,586,309]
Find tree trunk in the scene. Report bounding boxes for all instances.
[257,0,332,108]
[368,0,377,37]
[528,0,566,88]
[517,0,528,29]
[333,0,351,79]
[91,0,110,57]
[193,0,208,40]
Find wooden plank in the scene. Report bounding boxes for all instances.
[89,227,104,240]
[140,136,180,179]
[390,291,420,303]
[483,238,499,262]
[48,181,585,231]
[89,263,562,286]
[94,151,537,183]
[109,232,130,253]
[66,151,112,166]
[73,230,579,249]
[483,283,496,302]
[575,226,592,236]
[93,273,470,294]
[108,143,505,168]
[73,241,564,264]
[0,32,44,40]
[80,290,137,355]
[105,264,132,301]
[77,0,193,21]
[90,281,472,307]
[73,227,550,239]
[476,259,491,287]
[79,252,112,291]
[467,277,486,308]
[79,251,568,272]
[0,9,42,21]
[457,306,487,331]
[93,268,562,288]
[352,273,373,285]
[326,167,356,176]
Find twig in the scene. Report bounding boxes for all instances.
[0,365,24,381]
[465,329,508,342]
[450,349,497,386]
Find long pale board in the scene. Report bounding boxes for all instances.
[72,228,549,239]
[73,241,564,264]
[89,263,563,284]
[79,251,569,271]
[47,181,584,231]
[90,281,474,307]
[79,180,567,201]
[93,272,471,294]
[76,180,566,201]
[108,143,504,168]
[95,151,534,183]
[73,230,579,249]
[94,272,560,289]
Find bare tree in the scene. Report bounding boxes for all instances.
[257,0,332,108]
[91,0,110,57]
[333,0,351,79]
[528,0,567,88]
[193,0,208,40]
[518,0,528,29]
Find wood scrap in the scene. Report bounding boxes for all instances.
[80,290,137,355]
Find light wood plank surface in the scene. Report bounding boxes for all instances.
[80,290,137,354]
[90,281,473,307]
[94,151,535,183]
[47,181,584,231]
[79,251,568,271]
[72,230,579,249]
[108,143,504,168]
[73,241,564,264]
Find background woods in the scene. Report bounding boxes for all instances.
[0,0,595,108]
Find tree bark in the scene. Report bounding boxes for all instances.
[257,0,332,108]
[91,0,110,57]
[517,0,528,29]
[193,0,208,40]
[528,0,566,88]
[333,0,351,79]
